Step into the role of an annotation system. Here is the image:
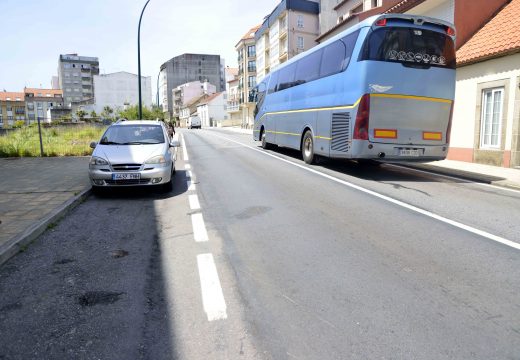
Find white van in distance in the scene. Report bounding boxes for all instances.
[188,115,201,129]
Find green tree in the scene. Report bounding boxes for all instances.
[101,106,114,121]
[117,105,165,121]
[76,109,87,122]
[90,110,98,122]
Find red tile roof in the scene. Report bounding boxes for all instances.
[198,92,223,106]
[457,0,520,66]
[0,92,25,102]
[24,88,63,97]
[241,25,261,41]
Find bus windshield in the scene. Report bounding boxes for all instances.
[361,27,455,69]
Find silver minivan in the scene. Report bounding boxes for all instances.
[88,120,179,192]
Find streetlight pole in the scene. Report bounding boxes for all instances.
[138,0,151,120]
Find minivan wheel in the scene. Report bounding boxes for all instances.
[302,130,315,164]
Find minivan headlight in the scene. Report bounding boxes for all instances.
[90,156,109,166]
[145,155,166,164]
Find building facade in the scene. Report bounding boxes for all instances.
[159,54,225,119]
[58,54,99,107]
[91,71,152,114]
[226,73,241,126]
[255,0,320,81]
[172,81,217,121]
[0,92,25,128]
[24,88,64,124]
[236,25,261,128]
[197,92,228,127]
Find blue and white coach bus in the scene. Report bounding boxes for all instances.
[252,14,456,164]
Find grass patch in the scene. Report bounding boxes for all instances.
[0,124,106,157]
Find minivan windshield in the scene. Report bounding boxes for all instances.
[100,125,165,145]
[361,26,456,69]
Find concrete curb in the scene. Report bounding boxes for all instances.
[0,187,92,267]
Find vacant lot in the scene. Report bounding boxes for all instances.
[0,124,106,157]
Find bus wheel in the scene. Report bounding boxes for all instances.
[261,130,270,149]
[302,130,315,164]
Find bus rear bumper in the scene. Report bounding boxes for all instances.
[331,141,449,162]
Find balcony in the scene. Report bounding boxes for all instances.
[227,104,240,113]
[247,67,256,73]
[279,50,288,61]
[279,27,287,40]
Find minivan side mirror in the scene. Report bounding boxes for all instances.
[169,140,180,147]
[90,141,97,149]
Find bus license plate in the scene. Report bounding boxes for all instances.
[113,173,140,180]
[399,149,420,157]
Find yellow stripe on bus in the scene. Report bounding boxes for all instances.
[371,93,452,104]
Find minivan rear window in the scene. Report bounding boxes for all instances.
[360,27,455,69]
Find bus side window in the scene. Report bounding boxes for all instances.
[294,49,322,86]
[254,81,267,118]
[340,30,360,70]
[320,40,347,78]
[268,72,279,94]
[278,63,297,91]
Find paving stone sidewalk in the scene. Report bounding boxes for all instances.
[0,157,91,265]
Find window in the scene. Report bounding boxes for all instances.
[248,60,256,72]
[297,15,304,28]
[254,80,267,118]
[361,27,456,69]
[248,45,256,57]
[297,36,304,49]
[294,49,322,85]
[248,76,256,88]
[268,71,279,94]
[319,30,359,78]
[480,88,504,149]
[277,63,297,91]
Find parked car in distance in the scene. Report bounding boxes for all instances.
[188,115,201,129]
[88,120,179,192]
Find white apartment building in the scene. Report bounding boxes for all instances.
[172,81,216,120]
[255,0,320,81]
[197,92,228,127]
[91,71,152,114]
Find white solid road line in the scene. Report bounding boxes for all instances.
[209,133,520,251]
[185,164,191,170]
[188,181,196,191]
[189,194,201,210]
[181,133,189,161]
[191,213,209,242]
[197,253,228,321]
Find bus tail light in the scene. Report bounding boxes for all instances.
[446,102,454,144]
[446,26,455,36]
[353,94,370,140]
[375,18,387,26]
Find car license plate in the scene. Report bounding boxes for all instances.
[399,149,420,157]
[112,173,140,180]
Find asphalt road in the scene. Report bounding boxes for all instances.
[0,128,519,360]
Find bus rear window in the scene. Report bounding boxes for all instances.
[360,27,455,69]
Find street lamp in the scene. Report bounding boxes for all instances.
[138,0,151,120]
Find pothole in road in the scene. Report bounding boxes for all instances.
[78,291,124,307]
[110,250,129,258]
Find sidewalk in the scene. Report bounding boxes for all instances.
[0,157,91,266]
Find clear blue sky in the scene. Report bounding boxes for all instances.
[0,0,279,99]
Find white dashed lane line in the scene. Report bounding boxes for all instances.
[189,194,201,210]
[182,133,229,322]
[197,253,228,321]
